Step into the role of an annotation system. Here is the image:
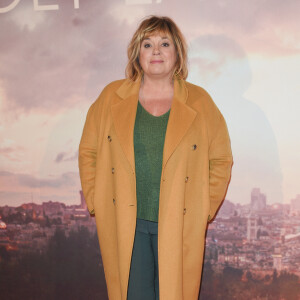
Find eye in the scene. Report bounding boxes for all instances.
[143,43,151,48]
[162,42,170,47]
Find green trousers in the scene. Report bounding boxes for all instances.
[127,218,159,300]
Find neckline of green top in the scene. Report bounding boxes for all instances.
[138,100,171,118]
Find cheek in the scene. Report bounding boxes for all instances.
[167,48,177,64]
[169,52,177,66]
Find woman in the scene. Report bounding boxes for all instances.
[79,16,233,300]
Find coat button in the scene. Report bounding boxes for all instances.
[107,135,112,142]
[112,167,115,174]
[185,176,189,182]
[183,208,186,215]
[192,144,197,150]
[113,198,116,205]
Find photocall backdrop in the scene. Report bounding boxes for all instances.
[0,0,299,299]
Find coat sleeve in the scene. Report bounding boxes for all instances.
[78,101,99,215]
[208,113,233,222]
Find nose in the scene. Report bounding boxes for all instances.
[152,45,160,55]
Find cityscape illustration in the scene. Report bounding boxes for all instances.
[1,188,300,299]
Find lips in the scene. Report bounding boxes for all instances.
[150,60,164,63]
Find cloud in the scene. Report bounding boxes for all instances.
[0,139,25,162]
[0,191,32,206]
[0,0,298,115]
[109,3,146,25]
[159,0,299,56]
[0,170,12,176]
[55,152,66,163]
[55,150,78,163]
[0,170,81,206]
[188,34,251,93]
[0,190,80,207]
[0,0,133,114]
[0,170,77,188]
[18,172,76,188]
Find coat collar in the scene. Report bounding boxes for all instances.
[111,77,197,173]
[115,76,189,104]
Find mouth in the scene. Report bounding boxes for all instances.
[150,60,164,64]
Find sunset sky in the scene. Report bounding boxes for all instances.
[0,0,299,206]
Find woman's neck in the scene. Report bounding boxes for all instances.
[140,75,174,101]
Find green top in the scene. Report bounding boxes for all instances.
[134,100,170,222]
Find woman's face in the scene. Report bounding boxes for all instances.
[139,32,177,81]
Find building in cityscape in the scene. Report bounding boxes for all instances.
[291,194,300,215]
[251,188,266,211]
[80,190,87,210]
[247,215,258,241]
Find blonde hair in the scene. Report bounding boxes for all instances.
[126,16,188,81]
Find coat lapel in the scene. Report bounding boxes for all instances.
[111,77,197,173]
[162,79,197,169]
[111,79,140,173]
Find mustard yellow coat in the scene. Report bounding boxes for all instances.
[78,77,233,300]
